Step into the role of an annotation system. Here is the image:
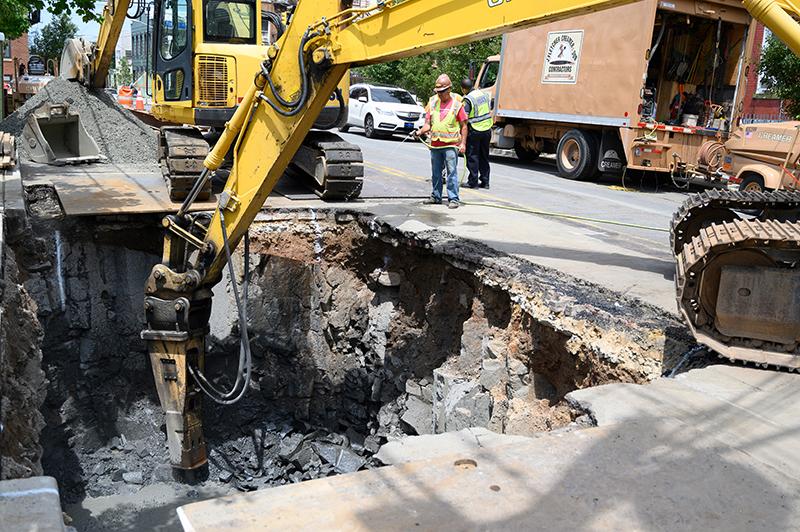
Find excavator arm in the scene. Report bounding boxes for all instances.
[143,0,800,470]
[60,0,132,87]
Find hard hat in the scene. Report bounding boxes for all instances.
[434,82,451,93]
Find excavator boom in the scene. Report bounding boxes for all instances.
[143,0,800,470]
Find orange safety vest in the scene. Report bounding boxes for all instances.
[428,95,463,146]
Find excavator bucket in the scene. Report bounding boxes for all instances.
[22,103,102,165]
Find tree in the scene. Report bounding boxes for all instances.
[116,55,132,86]
[0,0,97,39]
[30,12,77,69]
[356,37,502,101]
[0,0,33,39]
[758,34,800,119]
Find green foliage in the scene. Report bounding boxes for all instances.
[356,37,502,101]
[0,0,35,39]
[758,35,800,119]
[0,0,97,40]
[116,55,132,86]
[30,12,76,66]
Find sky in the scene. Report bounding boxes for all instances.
[36,8,132,49]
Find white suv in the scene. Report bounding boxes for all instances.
[341,84,426,138]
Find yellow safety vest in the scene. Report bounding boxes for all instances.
[428,95,462,146]
[466,89,493,132]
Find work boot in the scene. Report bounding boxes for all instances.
[448,201,460,209]
[423,197,442,205]
[464,183,479,189]
[479,183,490,189]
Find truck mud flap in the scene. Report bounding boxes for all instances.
[598,129,625,174]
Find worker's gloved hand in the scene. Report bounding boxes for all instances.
[458,143,466,155]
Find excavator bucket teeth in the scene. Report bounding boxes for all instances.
[291,131,364,200]
[22,103,103,165]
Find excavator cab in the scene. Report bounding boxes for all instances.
[146,0,361,200]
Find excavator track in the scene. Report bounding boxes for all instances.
[290,131,364,200]
[676,217,800,369]
[670,189,800,255]
[158,126,212,202]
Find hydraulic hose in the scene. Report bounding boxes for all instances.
[188,213,252,405]
[258,29,316,116]
[313,88,346,130]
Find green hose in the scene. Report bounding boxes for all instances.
[461,201,670,232]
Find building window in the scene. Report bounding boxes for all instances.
[3,42,11,59]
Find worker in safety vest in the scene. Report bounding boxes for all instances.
[461,78,494,189]
[415,74,468,209]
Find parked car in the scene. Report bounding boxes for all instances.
[341,83,426,138]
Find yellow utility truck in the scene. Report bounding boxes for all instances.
[478,0,761,186]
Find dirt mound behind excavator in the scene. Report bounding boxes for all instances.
[0,78,157,166]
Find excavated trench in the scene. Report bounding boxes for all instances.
[1,205,693,525]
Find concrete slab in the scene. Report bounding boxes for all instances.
[20,162,217,216]
[0,476,65,531]
[568,365,800,481]
[375,427,533,465]
[177,417,800,531]
[1,166,27,237]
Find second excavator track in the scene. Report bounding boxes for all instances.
[670,189,800,255]
[676,216,800,368]
[291,131,364,200]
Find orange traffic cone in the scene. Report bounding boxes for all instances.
[135,95,144,111]
[117,86,133,108]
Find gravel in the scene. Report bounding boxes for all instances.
[0,77,158,165]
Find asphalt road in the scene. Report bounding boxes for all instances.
[272,129,692,312]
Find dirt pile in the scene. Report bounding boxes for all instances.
[0,77,157,165]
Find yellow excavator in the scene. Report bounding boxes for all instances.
[58,0,800,470]
[60,0,363,200]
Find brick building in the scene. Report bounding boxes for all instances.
[741,22,786,119]
[2,34,30,83]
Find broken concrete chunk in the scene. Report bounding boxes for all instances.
[507,357,528,376]
[401,395,433,435]
[405,379,423,397]
[482,338,506,360]
[433,370,478,432]
[122,471,143,485]
[479,358,508,391]
[447,387,493,431]
[218,470,234,483]
[312,443,366,474]
[290,444,318,471]
[278,433,304,461]
[377,270,403,287]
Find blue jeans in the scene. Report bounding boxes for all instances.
[430,147,459,202]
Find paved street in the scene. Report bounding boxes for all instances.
[271,130,692,312]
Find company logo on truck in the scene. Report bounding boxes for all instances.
[542,30,584,84]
